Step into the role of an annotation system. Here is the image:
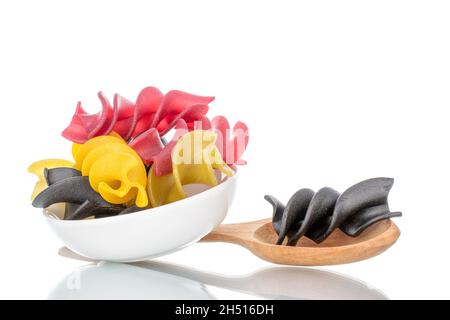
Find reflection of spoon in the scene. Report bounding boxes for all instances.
[57,247,388,300]
[200,218,400,266]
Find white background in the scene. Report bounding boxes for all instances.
[0,0,449,299]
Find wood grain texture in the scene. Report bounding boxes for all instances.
[201,218,400,266]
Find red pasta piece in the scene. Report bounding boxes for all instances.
[192,116,212,131]
[136,86,164,115]
[111,94,135,140]
[152,140,177,177]
[92,92,116,137]
[102,96,119,136]
[128,128,164,165]
[131,87,164,138]
[231,121,249,165]
[211,116,230,157]
[151,90,214,128]
[80,92,112,138]
[157,104,209,136]
[61,102,89,143]
[211,116,249,166]
[132,113,155,139]
[62,92,113,142]
[151,120,189,176]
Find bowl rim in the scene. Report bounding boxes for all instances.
[43,169,239,225]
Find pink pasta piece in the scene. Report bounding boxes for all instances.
[151,119,189,176]
[61,102,89,143]
[191,116,212,131]
[152,140,177,177]
[62,92,113,142]
[231,121,249,165]
[211,116,249,166]
[89,92,116,137]
[78,92,112,138]
[128,128,164,165]
[102,95,119,136]
[157,104,209,136]
[131,87,164,138]
[132,113,155,139]
[151,90,214,128]
[111,94,136,140]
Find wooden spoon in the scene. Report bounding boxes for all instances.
[200,218,400,266]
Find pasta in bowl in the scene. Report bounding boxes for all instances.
[29,86,249,261]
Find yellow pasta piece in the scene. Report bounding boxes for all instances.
[74,135,148,207]
[71,131,122,159]
[71,143,80,159]
[148,166,176,207]
[73,135,125,170]
[80,142,142,176]
[89,152,148,207]
[148,130,234,207]
[27,159,74,200]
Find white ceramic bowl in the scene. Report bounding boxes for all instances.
[43,173,238,262]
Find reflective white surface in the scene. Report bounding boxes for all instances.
[49,248,387,300]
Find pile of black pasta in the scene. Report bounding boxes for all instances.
[265,177,402,246]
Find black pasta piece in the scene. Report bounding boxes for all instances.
[275,189,315,245]
[265,178,402,246]
[44,167,81,185]
[263,195,285,234]
[64,203,81,220]
[43,168,82,219]
[289,187,340,245]
[321,178,402,242]
[118,205,147,215]
[94,205,149,219]
[32,176,113,208]
[36,167,149,220]
[64,200,96,220]
[65,200,125,220]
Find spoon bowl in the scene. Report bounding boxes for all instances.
[201,218,400,265]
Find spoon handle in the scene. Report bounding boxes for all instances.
[200,218,270,247]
